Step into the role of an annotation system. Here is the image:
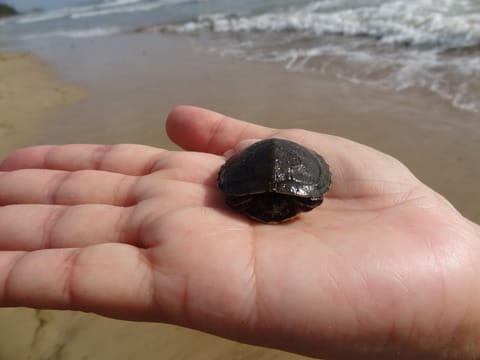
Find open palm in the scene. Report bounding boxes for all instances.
[1,106,479,360]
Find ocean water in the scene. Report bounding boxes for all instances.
[1,0,479,113]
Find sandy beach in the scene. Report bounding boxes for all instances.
[0,32,479,360]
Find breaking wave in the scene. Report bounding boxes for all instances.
[152,0,480,112]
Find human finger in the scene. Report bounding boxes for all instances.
[0,150,225,206]
[0,177,220,251]
[0,205,254,322]
[0,244,156,319]
[166,105,273,155]
[0,170,224,251]
[0,144,166,175]
[0,169,138,206]
[0,204,134,250]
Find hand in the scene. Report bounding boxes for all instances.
[1,106,479,360]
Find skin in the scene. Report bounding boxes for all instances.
[0,105,480,359]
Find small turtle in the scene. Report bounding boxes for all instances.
[217,138,331,223]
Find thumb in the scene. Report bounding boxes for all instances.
[166,106,273,155]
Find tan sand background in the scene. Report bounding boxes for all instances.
[0,34,479,359]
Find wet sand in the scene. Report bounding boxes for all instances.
[0,33,479,359]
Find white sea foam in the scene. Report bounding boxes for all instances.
[21,27,122,40]
[14,9,72,25]
[100,0,145,6]
[71,0,196,19]
[10,0,196,26]
[177,0,480,49]
[217,41,480,112]
[160,0,480,112]
[71,3,167,19]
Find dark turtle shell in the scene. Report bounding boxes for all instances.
[217,138,331,223]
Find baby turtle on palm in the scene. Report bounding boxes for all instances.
[217,138,331,223]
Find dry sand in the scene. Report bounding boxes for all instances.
[0,33,479,359]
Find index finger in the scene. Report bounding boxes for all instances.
[166,106,274,155]
[0,144,166,175]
